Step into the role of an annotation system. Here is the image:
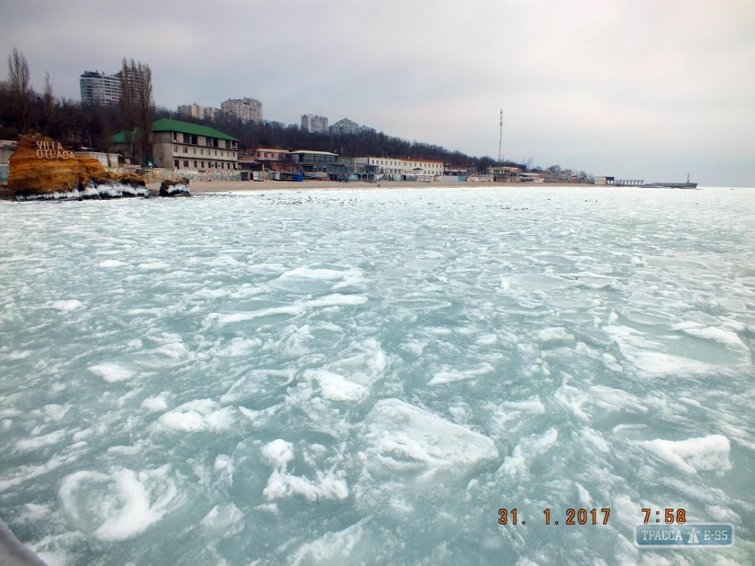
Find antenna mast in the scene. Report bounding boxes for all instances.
[498,109,503,164]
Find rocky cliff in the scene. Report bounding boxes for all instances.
[7,134,148,200]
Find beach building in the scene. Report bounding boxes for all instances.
[289,150,338,165]
[301,114,329,133]
[0,140,16,184]
[490,165,523,182]
[594,176,615,185]
[0,140,17,165]
[327,157,379,182]
[255,148,291,163]
[519,172,545,183]
[353,156,444,180]
[290,150,338,178]
[221,98,263,124]
[112,118,238,171]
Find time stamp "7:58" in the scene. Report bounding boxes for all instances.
[497,507,687,526]
[498,507,735,548]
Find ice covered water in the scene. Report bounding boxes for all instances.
[0,186,753,565]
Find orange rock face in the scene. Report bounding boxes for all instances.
[7,134,145,198]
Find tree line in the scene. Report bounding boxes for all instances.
[1,48,588,176]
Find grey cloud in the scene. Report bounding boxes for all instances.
[1,0,753,185]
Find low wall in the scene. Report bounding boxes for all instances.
[142,168,241,183]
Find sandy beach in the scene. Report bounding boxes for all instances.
[157,179,594,194]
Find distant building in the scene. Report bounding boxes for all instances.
[221,98,263,123]
[79,71,122,106]
[112,118,238,171]
[80,66,150,106]
[301,114,329,133]
[329,118,362,135]
[177,103,219,121]
[354,156,443,179]
[489,165,522,182]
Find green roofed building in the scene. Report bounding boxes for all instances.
[112,118,239,171]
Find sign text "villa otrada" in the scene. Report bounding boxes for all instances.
[35,140,75,160]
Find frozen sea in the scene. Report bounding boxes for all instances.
[0,185,754,565]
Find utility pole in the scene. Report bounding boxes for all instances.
[498,109,503,164]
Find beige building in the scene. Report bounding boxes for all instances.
[301,114,329,133]
[255,148,290,162]
[221,98,263,123]
[353,156,444,179]
[148,118,238,171]
[177,103,220,121]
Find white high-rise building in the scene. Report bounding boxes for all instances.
[301,114,329,133]
[79,71,121,106]
[80,66,150,106]
[221,98,263,123]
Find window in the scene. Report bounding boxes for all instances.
[194,160,197,167]
[183,133,191,144]
[183,147,188,154]
[201,161,205,168]
[173,145,178,153]
[183,160,189,167]
[174,159,179,168]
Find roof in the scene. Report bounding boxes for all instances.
[111,118,238,144]
[152,118,238,141]
[290,150,338,156]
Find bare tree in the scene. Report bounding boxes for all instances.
[7,48,31,133]
[119,58,137,162]
[136,63,154,165]
[42,71,57,137]
[119,58,154,165]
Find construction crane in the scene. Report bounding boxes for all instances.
[520,156,535,170]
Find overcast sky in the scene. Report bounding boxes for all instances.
[1,0,753,185]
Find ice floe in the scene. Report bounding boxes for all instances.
[58,466,180,541]
[637,434,732,475]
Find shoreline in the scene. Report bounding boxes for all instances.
[170,180,599,194]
